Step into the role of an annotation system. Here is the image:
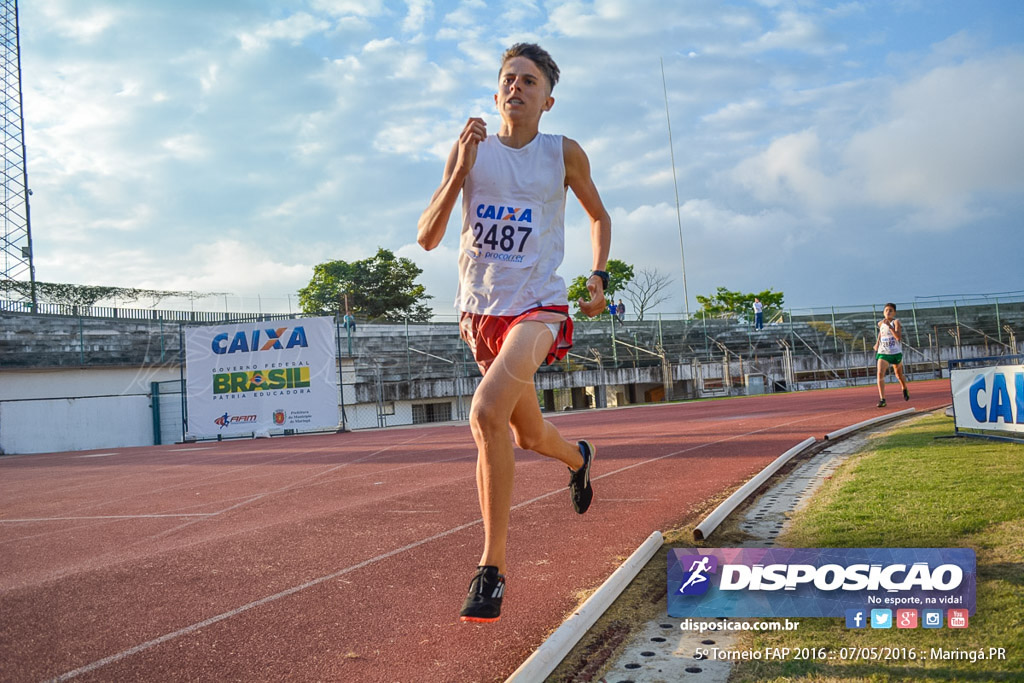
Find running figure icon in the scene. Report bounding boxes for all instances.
[679,556,713,593]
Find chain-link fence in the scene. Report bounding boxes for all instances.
[4,295,1023,443]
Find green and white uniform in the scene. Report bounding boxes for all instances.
[876,320,903,365]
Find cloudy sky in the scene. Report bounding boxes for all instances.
[17,0,1024,316]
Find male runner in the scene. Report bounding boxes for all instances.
[417,43,611,623]
[873,303,910,407]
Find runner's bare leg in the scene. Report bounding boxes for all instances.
[876,358,889,400]
[894,362,909,393]
[469,321,581,572]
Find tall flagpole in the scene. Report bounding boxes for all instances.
[661,57,690,317]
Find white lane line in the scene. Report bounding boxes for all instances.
[599,498,660,502]
[147,435,427,540]
[1,514,217,523]
[78,453,119,458]
[50,410,829,681]
[48,516,484,682]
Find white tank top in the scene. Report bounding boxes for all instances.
[878,320,902,355]
[455,133,568,315]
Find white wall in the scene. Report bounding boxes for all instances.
[0,365,471,453]
[0,366,180,400]
[0,396,154,454]
[0,366,180,455]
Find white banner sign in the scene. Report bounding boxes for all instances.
[950,364,1024,434]
[184,317,339,438]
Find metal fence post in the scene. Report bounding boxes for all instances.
[830,306,838,354]
[912,302,920,347]
[788,309,795,351]
[702,310,710,360]
[610,313,618,366]
[405,316,412,378]
[151,381,162,445]
[954,301,960,348]
[336,316,347,432]
[178,323,187,442]
[995,298,1002,346]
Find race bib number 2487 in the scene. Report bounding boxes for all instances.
[462,199,539,269]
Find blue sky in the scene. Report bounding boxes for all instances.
[18,0,1024,315]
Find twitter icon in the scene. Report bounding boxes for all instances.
[871,609,892,629]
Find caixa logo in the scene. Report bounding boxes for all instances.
[968,371,1023,424]
[475,203,533,222]
[212,326,309,355]
[214,413,258,429]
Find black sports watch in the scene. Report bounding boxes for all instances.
[590,270,610,291]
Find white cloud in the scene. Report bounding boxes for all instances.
[237,12,330,51]
[402,0,433,33]
[702,98,766,126]
[396,241,459,313]
[312,0,386,17]
[199,63,220,92]
[729,130,837,211]
[500,0,541,25]
[744,9,844,55]
[36,0,121,43]
[844,54,1024,226]
[442,0,487,28]
[374,116,460,160]
[364,37,400,52]
[160,134,208,162]
[164,240,313,296]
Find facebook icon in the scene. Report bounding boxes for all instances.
[845,609,867,629]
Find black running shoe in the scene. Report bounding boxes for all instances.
[877,399,886,408]
[459,566,504,623]
[903,388,910,401]
[568,441,595,514]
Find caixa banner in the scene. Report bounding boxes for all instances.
[950,362,1024,435]
[184,317,339,439]
[668,548,975,618]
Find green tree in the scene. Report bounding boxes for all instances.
[696,287,784,322]
[566,259,634,320]
[298,247,433,322]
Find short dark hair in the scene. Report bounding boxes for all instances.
[884,302,896,311]
[501,43,559,92]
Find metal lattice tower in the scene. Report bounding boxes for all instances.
[1,0,36,307]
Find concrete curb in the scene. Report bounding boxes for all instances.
[692,436,817,541]
[824,407,915,440]
[505,530,664,683]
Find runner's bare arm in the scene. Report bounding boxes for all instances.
[417,118,487,251]
[564,137,611,317]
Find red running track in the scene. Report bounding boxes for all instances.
[0,380,950,682]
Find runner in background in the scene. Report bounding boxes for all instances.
[873,302,910,407]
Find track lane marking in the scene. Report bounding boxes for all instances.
[48,409,832,681]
